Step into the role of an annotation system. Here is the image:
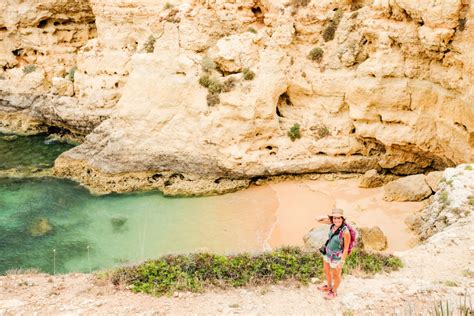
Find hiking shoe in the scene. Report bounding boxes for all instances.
[324,290,337,300]
[317,284,331,292]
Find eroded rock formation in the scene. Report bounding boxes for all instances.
[1,0,473,195]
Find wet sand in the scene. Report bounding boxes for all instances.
[265,179,424,253]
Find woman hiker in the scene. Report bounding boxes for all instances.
[316,208,351,300]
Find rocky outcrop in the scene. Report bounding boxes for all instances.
[30,218,53,237]
[1,0,473,195]
[303,226,328,251]
[383,174,433,201]
[358,169,398,188]
[408,164,474,240]
[359,226,388,251]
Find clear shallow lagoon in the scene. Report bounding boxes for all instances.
[0,134,276,274]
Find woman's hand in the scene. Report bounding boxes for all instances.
[316,216,331,224]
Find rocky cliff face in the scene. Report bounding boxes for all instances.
[1,0,473,195]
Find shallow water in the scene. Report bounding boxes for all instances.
[0,134,276,274]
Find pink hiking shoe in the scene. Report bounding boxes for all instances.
[324,290,337,300]
[317,284,331,292]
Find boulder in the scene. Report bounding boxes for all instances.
[359,226,387,251]
[383,174,433,201]
[303,226,328,251]
[30,218,53,237]
[425,171,444,192]
[358,169,383,188]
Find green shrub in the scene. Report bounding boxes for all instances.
[247,27,257,34]
[110,247,402,296]
[163,2,173,10]
[439,191,449,206]
[199,74,212,88]
[465,165,472,171]
[322,9,344,42]
[469,196,474,206]
[23,64,37,74]
[308,47,324,62]
[142,35,156,53]
[67,66,77,82]
[201,57,216,72]
[242,68,255,80]
[288,123,301,141]
[208,80,223,94]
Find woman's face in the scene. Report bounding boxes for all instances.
[332,216,344,227]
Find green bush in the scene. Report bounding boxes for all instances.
[208,80,223,94]
[142,35,156,53]
[23,64,37,74]
[247,27,257,34]
[323,9,344,42]
[110,247,402,296]
[308,47,324,62]
[288,123,301,141]
[201,57,216,72]
[242,68,255,80]
[199,74,212,88]
[67,67,77,82]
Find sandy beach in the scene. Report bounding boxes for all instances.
[264,178,424,252]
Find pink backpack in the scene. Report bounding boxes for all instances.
[338,224,358,255]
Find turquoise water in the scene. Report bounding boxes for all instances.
[0,134,274,274]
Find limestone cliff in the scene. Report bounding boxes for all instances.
[1,0,473,195]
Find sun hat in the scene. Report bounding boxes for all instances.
[327,208,344,218]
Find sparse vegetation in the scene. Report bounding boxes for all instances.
[444,280,458,287]
[163,2,173,10]
[110,247,402,296]
[199,74,212,88]
[288,123,301,141]
[206,93,220,107]
[247,27,257,34]
[67,66,77,82]
[242,68,255,80]
[469,196,474,206]
[201,56,216,72]
[142,35,156,53]
[310,124,330,139]
[308,47,324,62]
[289,0,311,8]
[208,80,223,94]
[23,64,37,74]
[439,191,449,206]
[222,77,236,92]
[465,165,472,171]
[459,18,466,31]
[323,9,344,42]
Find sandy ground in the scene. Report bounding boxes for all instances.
[267,179,423,252]
[1,179,472,315]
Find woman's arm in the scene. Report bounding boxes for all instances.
[341,229,351,263]
[316,216,331,225]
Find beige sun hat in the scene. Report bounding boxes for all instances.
[327,208,345,218]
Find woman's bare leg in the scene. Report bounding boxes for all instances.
[323,261,332,288]
[331,265,342,293]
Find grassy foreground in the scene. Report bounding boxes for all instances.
[110,247,402,296]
